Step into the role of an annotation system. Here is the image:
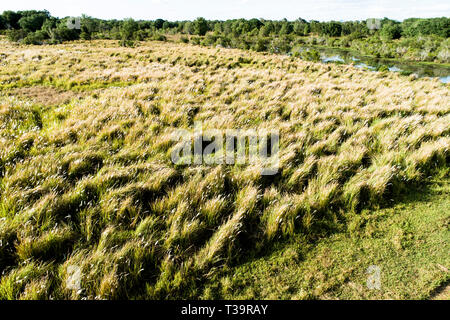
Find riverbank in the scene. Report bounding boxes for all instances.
[303,43,450,69]
[168,34,450,82]
[291,44,450,82]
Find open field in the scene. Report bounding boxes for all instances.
[0,39,449,299]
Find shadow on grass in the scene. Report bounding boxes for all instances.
[429,280,450,300]
[226,172,449,287]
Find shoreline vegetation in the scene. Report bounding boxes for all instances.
[293,43,450,68]
[0,11,449,65]
[1,34,449,83]
[0,39,448,299]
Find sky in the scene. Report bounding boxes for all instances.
[1,0,449,21]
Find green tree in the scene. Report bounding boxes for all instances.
[154,19,165,29]
[18,11,50,32]
[2,11,21,29]
[380,23,402,40]
[214,22,223,34]
[22,30,47,44]
[193,17,208,36]
[301,48,321,61]
[303,24,311,35]
[48,20,80,44]
[120,18,138,46]
[253,37,268,52]
[259,24,271,37]
[321,22,342,37]
[402,17,449,38]
[310,20,321,34]
[293,21,306,36]
[41,17,57,37]
[280,22,293,35]
[80,15,99,40]
[183,21,195,34]
[248,19,263,31]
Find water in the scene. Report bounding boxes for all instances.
[388,66,402,72]
[293,46,450,83]
[322,55,345,63]
[440,76,450,83]
[354,63,376,71]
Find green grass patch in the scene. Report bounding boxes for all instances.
[0,79,140,92]
[201,175,450,300]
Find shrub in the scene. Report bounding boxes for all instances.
[380,23,402,40]
[300,49,321,62]
[22,30,47,45]
[193,17,208,36]
[179,36,189,44]
[6,29,28,42]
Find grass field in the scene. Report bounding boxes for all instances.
[201,175,449,300]
[0,39,448,300]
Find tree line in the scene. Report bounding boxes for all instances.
[1,10,449,44]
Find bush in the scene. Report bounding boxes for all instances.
[22,30,47,45]
[6,29,28,42]
[321,21,343,37]
[119,39,135,47]
[191,36,201,45]
[252,38,268,52]
[18,11,49,32]
[380,23,402,40]
[300,49,321,62]
[80,31,91,40]
[269,37,291,54]
[134,30,148,41]
[201,34,217,46]
[153,34,166,42]
[119,18,138,46]
[179,36,189,44]
[193,17,208,36]
[48,24,80,43]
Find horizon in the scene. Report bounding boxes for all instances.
[1,0,449,22]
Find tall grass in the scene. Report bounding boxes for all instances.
[0,39,448,299]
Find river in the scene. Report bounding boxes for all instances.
[294,46,450,83]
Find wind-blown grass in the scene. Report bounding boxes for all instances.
[0,39,448,299]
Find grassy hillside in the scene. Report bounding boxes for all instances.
[0,40,448,299]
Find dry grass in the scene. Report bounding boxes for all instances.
[7,86,85,106]
[0,39,448,299]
